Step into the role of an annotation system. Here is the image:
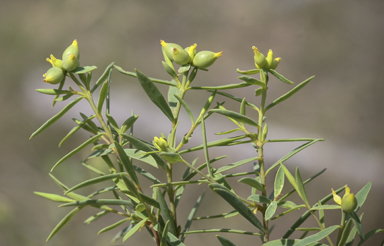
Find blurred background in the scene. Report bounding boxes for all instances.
[1,0,383,245]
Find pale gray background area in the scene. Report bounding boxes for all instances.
[1,0,383,245]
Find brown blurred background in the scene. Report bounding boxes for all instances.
[1,0,383,245]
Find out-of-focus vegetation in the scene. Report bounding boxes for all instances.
[1,0,383,245]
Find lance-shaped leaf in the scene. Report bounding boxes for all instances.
[160,220,170,246]
[120,115,139,134]
[156,188,177,235]
[238,75,265,87]
[166,232,187,246]
[201,117,213,177]
[213,90,259,112]
[59,199,134,207]
[210,109,259,127]
[180,135,248,154]
[168,85,179,110]
[120,190,159,208]
[358,228,384,246]
[268,69,295,85]
[217,235,237,246]
[36,88,72,96]
[294,225,339,246]
[181,191,206,242]
[337,218,353,246]
[46,207,83,241]
[263,239,328,246]
[34,192,75,203]
[265,201,278,221]
[265,76,314,111]
[90,62,114,92]
[354,181,371,212]
[236,68,260,75]
[59,115,97,147]
[122,219,148,242]
[114,65,177,86]
[115,142,139,185]
[174,95,194,126]
[51,132,104,172]
[64,172,126,194]
[209,184,265,233]
[84,210,110,224]
[350,212,364,241]
[97,81,109,114]
[274,166,285,199]
[98,218,130,235]
[136,69,175,122]
[190,82,252,90]
[30,97,83,139]
[72,66,97,74]
[296,167,310,207]
[247,195,272,204]
[238,177,265,192]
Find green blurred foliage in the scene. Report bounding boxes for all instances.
[1,0,383,245]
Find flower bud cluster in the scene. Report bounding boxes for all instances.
[252,46,281,70]
[160,40,222,69]
[43,40,80,84]
[332,185,358,213]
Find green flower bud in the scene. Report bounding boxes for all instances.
[341,193,357,213]
[192,51,223,69]
[185,43,197,63]
[46,54,64,71]
[172,47,190,66]
[62,39,80,60]
[135,203,146,212]
[252,46,266,69]
[265,49,274,69]
[270,57,281,70]
[43,67,64,84]
[62,54,79,72]
[154,136,169,152]
[160,40,183,62]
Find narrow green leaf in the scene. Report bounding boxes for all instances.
[346,213,363,246]
[216,157,259,174]
[51,132,104,172]
[60,199,133,207]
[162,61,179,80]
[294,225,339,246]
[274,166,285,199]
[36,88,72,95]
[265,75,314,111]
[178,64,191,74]
[295,167,310,206]
[84,210,110,224]
[59,115,96,147]
[114,65,177,86]
[65,172,126,194]
[350,211,364,241]
[238,75,265,87]
[30,97,83,139]
[185,228,261,236]
[213,90,260,112]
[122,219,147,242]
[201,116,213,178]
[115,142,139,185]
[247,194,272,204]
[338,218,353,246]
[168,85,179,109]
[46,207,83,241]
[310,205,341,210]
[120,190,159,208]
[236,68,260,75]
[136,69,175,122]
[156,188,177,235]
[160,220,170,246]
[90,62,114,93]
[174,94,195,126]
[181,191,205,242]
[215,128,241,135]
[133,165,161,183]
[280,163,298,191]
[271,204,306,220]
[209,184,265,233]
[210,109,259,127]
[190,82,252,90]
[97,81,109,114]
[121,115,139,133]
[72,66,97,74]
[166,232,187,246]
[217,235,237,246]
[238,177,265,192]
[265,201,278,221]
[98,218,130,235]
[265,139,324,175]
[34,192,75,203]
[268,69,294,85]
[120,174,140,199]
[358,228,384,246]
[355,181,372,212]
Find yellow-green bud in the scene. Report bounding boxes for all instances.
[62,39,80,60]
[185,43,197,63]
[46,54,64,71]
[270,57,281,70]
[43,67,64,84]
[265,49,274,69]
[172,47,190,66]
[192,51,223,69]
[341,193,357,213]
[252,46,266,69]
[154,136,169,152]
[160,40,183,62]
[62,54,79,72]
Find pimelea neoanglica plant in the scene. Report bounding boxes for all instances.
[31,39,383,246]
